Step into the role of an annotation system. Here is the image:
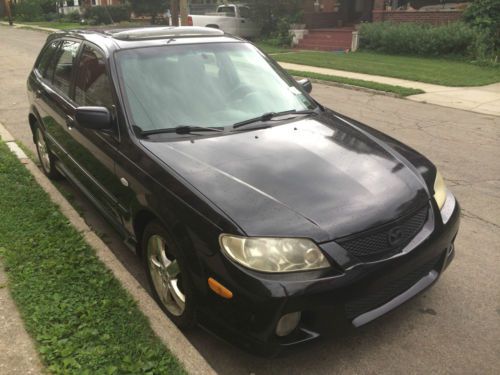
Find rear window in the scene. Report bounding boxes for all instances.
[36,41,60,79]
[217,6,235,16]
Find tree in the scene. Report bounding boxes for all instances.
[246,0,302,36]
[463,0,500,54]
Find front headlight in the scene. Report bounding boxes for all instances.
[220,235,330,273]
[433,170,447,210]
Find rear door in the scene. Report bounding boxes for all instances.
[35,39,81,168]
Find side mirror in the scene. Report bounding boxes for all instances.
[297,78,313,94]
[75,106,112,130]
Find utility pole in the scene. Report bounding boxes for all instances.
[179,0,189,26]
[3,0,13,26]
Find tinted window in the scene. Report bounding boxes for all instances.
[218,6,235,16]
[52,40,81,96]
[75,45,113,109]
[36,41,59,78]
[116,43,315,132]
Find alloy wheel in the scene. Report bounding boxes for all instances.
[36,127,51,173]
[147,234,186,316]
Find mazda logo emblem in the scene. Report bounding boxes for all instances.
[388,226,405,246]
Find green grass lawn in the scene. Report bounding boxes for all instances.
[288,69,424,97]
[0,141,185,375]
[254,42,292,55]
[274,51,500,87]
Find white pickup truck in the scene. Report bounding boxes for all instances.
[188,4,260,39]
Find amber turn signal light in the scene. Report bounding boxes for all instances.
[208,277,233,299]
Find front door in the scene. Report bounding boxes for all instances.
[68,42,126,229]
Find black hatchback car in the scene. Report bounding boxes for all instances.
[27,27,460,354]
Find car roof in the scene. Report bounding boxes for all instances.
[47,26,244,53]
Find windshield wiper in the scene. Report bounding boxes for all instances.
[134,125,224,138]
[233,109,317,129]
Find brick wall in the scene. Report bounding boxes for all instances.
[372,10,463,25]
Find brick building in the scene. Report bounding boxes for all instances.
[296,1,467,51]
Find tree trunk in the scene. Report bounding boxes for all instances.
[3,0,12,25]
[171,0,179,26]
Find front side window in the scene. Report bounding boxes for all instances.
[52,40,81,96]
[75,45,113,109]
[36,40,60,79]
[116,42,316,133]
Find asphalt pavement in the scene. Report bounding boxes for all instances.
[1,26,499,375]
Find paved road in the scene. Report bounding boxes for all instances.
[1,26,499,375]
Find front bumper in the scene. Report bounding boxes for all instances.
[198,198,460,355]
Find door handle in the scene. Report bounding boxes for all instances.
[35,89,43,98]
[66,115,75,129]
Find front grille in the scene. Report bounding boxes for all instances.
[345,257,438,319]
[337,205,429,262]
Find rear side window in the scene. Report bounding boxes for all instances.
[52,40,81,96]
[36,41,59,78]
[74,45,113,109]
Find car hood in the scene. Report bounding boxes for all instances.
[141,113,430,242]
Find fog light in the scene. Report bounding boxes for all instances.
[275,312,301,337]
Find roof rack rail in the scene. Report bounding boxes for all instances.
[110,26,224,41]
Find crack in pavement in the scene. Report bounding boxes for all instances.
[461,209,500,230]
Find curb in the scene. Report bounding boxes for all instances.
[0,123,216,375]
[291,75,403,98]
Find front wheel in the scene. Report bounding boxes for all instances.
[142,220,196,328]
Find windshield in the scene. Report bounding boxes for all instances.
[115,42,316,133]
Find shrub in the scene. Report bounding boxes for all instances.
[43,12,61,22]
[247,0,302,36]
[107,4,131,23]
[12,0,44,22]
[83,5,130,25]
[64,10,82,23]
[264,17,294,47]
[359,21,492,60]
[463,0,500,53]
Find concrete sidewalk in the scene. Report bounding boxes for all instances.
[279,62,500,117]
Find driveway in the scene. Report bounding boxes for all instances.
[1,26,499,375]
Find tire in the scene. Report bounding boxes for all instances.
[33,122,60,180]
[142,220,196,328]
